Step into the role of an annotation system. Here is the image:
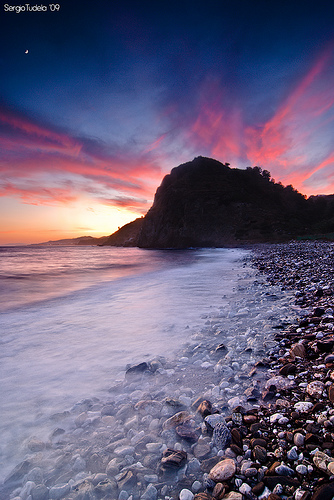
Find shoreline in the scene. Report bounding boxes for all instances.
[2,241,334,500]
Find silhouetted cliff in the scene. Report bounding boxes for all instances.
[103,157,334,248]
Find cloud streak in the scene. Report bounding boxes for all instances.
[1,43,334,217]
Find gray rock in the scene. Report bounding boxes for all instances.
[31,484,49,500]
[212,422,231,450]
[287,446,299,460]
[274,464,295,476]
[20,481,35,500]
[141,484,157,500]
[49,483,71,499]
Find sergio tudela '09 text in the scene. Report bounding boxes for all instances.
[3,3,60,12]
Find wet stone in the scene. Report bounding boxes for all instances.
[212,422,231,450]
[160,449,187,469]
[208,458,236,482]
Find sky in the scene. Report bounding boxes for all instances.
[1,0,334,244]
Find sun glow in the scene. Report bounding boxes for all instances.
[0,197,143,245]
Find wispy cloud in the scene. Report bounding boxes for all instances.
[0,104,163,207]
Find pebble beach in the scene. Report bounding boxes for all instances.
[2,241,334,500]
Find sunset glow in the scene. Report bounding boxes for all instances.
[1,1,334,244]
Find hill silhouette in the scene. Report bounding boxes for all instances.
[102,157,334,248]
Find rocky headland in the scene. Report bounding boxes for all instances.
[3,241,334,500]
[102,157,334,249]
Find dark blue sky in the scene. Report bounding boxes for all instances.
[1,0,334,243]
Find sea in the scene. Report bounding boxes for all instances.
[0,245,296,484]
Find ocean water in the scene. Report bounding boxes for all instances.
[1,245,260,479]
[0,245,301,492]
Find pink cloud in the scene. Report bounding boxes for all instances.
[0,105,164,208]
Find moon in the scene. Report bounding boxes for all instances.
[25,50,29,54]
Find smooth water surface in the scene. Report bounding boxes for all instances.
[0,246,249,478]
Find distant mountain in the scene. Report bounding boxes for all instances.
[33,235,109,246]
[102,157,334,248]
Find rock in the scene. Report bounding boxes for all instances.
[328,385,334,403]
[191,481,202,493]
[239,483,252,495]
[307,381,325,399]
[163,411,190,430]
[20,481,36,500]
[95,478,118,497]
[117,470,136,490]
[212,482,225,498]
[313,450,333,474]
[193,440,211,459]
[287,446,299,460]
[208,458,236,482]
[275,464,294,476]
[294,433,305,447]
[27,438,45,452]
[49,483,71,499]
[212,422,231,450]
[252,445,267,463]
[279,363,296,376]
[265,376,294,391]
[294,402,313,413]
[311,482,334,500]
[176,424,198,442]
[4,460,31,485]
[296,464,308,475]
[197,400,212,417]
[141,484,158,500]
[270,413,284,424]
[71,480,96,499]
[193,494,214,500]
[31,484,49,500]
[160,449,187,469]
[126,362,150,377]
[289,343,306,359]
[114,446,135,456]
[204,414,226,431]
[223,493,242,500]
[179,489,194,500]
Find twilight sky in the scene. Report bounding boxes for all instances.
[1,0,334,244]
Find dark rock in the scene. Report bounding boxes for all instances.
[197,400,212,418]
[268,495,282,500]
[101,217,144,247]
[125,362,150,377]
[230,444,243,455]
[252,445,267,463]
[194,493,214,500]
[215,344,228,352]
[312,402,325,413]
[4,460,31,486]
[117,470,136,490]
[176,424,198,442]
[317,341,334,353]
[251,482,265,495]
[311,482,334,500]
[279,363,296,376]
[264,476,301,488]
[160,449,187,469]
[251,438,267,448]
